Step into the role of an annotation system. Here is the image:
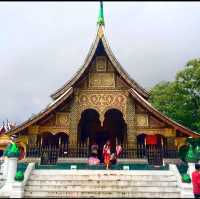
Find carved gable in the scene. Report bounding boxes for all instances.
[107,60,115,72]
[89,72,115,88]
[135,103,147,114]
[149,115,167,128]
[55,113,69,127]
[116,74,129,89]
[96,56,107,72]
[76,55,132,91]
[136,114,149,127]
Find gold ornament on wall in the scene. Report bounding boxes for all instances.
[136,114,148,127]
[56,113,69,127]
[78,90,128,122]
[89,73,115,88]
[96,56,107,72]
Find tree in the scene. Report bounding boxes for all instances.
[149,58,200,133]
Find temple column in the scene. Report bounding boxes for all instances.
[69,95,79,148]
[126,97,137,148]
[28,125,39,146]
[99,112,104,127]
[166,137,176,149]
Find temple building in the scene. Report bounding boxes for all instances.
[4,2,200,165]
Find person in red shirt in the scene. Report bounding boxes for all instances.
[192,163,200,198]
[103,140,111,170]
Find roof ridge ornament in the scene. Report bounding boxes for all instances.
[97,1,105,26]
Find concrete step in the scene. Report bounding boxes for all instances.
[24,169,180,198]
[31,170,174,176]
[26,180,177,187]
[24,190,180,198]
[24,185,179,192]
[28,174,177,181]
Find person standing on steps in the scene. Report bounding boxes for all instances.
[91,142,98,156]
[116,143,122,157]
[103,140,111,170]
[110,143,122,165]
[192,163,200,198]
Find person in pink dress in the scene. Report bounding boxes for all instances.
[88,142,100,165]
[116,143,122,157]
[88,156,100,165]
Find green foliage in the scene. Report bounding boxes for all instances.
[149,58,200,133]
[15,170,24,181]
[181,174,191,183]
[185,144,198,163]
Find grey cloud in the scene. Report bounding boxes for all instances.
[0,2,200,123]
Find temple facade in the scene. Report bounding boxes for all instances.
[5,2,200,165]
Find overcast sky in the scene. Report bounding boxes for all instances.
[0,1,200,124]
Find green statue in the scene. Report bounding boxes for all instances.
[185,144,198,163]
[3,141,20,158]
[194,145,200,160]
[182,174,191,183]
[15,170,24,181]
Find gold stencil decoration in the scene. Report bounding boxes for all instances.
[28,125,39,134]
[78,90,128,121]
[96,56,107,72]
[164,128,176,137]
[89,73,115,88]
[116,75,128,89]
[56,113,69,127]
[136,114,148,127]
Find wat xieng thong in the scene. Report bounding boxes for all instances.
[4,1,200,166]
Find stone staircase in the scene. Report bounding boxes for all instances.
[0,175,5,189]
[24,169,181,198]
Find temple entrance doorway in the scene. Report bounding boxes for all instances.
[103,109,127,153]
[78,109,101,147]
[78,108,127,162]
[95,130,109,162]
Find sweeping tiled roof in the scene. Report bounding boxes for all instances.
[5,3,199,138]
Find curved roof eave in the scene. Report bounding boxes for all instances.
[6,87,73,136]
